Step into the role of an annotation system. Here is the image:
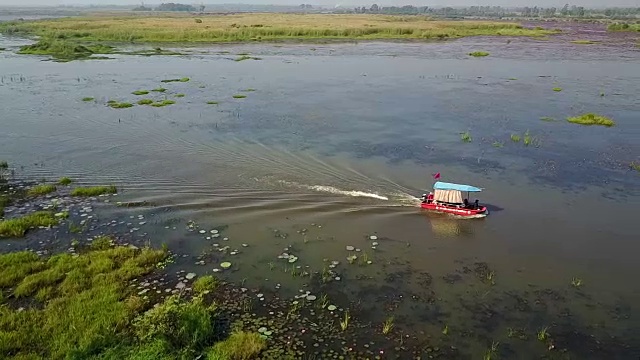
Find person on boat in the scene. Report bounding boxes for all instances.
[474,199,479,209]
[463,199,469,208]
[421,194,428,203]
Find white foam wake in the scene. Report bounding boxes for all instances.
[275,180,389,200]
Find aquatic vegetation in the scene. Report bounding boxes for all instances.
[571,40,597,44]
[109,102,134,109]
[460,131,472,142]
[82,97,95,102]
[70,185,117,196]
[58,177,73,185]
[207,331,266,359]
[567,113,615,127]
[160,77,190,83]
[442,325,449,335]
[206,101,219,105]
[0,16,555,44]
[174,93,185,98]
[382,316,394,335]
[233,94,247,99]
[340,310,350,331]
[483,341,499,360]
[235,56,262,61]
[510,134,521,142]
[151,87,167,92]
[16,39,113,61]
[492,141,503,148]
[242,88,256,92]
[132,90,150,95]
[552,87,562,92]
[27,184,56,196]
[151,100,176,107]
[523,130,532,146]
[220,261,232,269]
[319,294,329,309]
[508,77,518,80]
[0,211,57,238]
[137,99,154,105]
[0,196,9,217]
[571,277,583,288]
[608,23,640,32]
[68,221,84,234]
[0,161,7,169]
[540,116,556,122]
[537,327,550,341]
[469,51,490,57]
[631,162,640,172]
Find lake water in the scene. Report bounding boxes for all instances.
[1,24,639,358]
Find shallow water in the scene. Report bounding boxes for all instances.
[1,25,639,357]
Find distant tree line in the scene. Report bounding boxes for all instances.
[133,3,205,12]
[349,4,640,19]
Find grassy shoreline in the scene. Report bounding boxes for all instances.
[0,14,556,45]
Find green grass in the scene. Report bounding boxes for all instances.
[160,77,190,83]
[0,211,58,238]
[82,97,95,102]
[174,93,185,98]
[567,113,615,127]
[510,134,521,142]
[0,15,556,44]
[193,275,218,296]
[151,100,176,107]
[109,102,134,109]
[469,51,489,57]
[206,101,219,105]
[0,245,170,358]
[608,23,640,32]
[151,87,167,92]
[132,90,150,95]
[571,40,597,45]
[16,39,113,61]
[70,185,117,197]
[232,94,247,99]
[460,131,472,142]
[206,331,266,360]
[137,99,154,105]
[552,87,562,92]
[27,184,56,196]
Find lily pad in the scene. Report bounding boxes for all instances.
[263,330,273,336]
[258,327,267,333]
[220,262,232,269]
[185,273,196,280]
[346,245,355,251]
[369,235,378,240]
[327,305,337,311]
[307,295,317,301]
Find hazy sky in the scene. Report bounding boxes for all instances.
[0,0,636,8]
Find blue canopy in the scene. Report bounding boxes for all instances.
[433,181,483,192]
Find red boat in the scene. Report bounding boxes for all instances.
[420,181,488,217]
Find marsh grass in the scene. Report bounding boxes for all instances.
[523,130,532,146]
[82,97,94,101]
[160,77,190,83]
[552,87,562,92]
[151,100,176,107]
[151,87,167,92]
[16,39,113,61]
[109,102,134,109]
[631,162,640,172]
[0,161,7,169]
[70,185,117,196]
[232,94,247,99]
[0,195,10,217]
[571,277,583,288]
[0,211,57,237]
[608,23,640,32]
[567,113,615,127]
[340,310,350,331]
[206,101,219,105]
[27,184,56,196]
[137,99,154,105]
[235,55,262,61]
[469,51,490,57]
[206,331,266,359]
[193,275,218,295]
[571,40,597,44]
[510,134,521,142]
[132,90,149,95]
[460,131,472,142]
[382,316,394,335]
[537,327,550,341]
[0,15,555,44]
[174,93,185,98]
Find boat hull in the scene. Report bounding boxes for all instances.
[420,202,488,217]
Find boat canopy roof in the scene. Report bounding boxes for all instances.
[433,181,482,192]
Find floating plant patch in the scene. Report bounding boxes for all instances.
[346,245,355,251]
[220,262,231,269]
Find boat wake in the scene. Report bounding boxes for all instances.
[276,180,389,200]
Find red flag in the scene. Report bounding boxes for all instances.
[433,172,441,180]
